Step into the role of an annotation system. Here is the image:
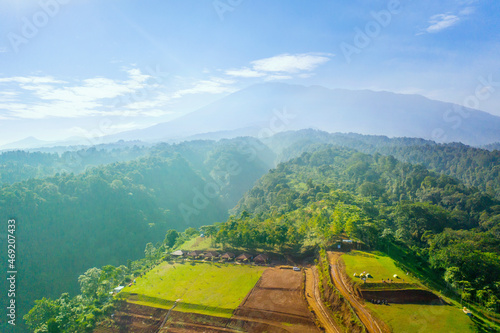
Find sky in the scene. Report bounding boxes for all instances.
[0,0,499,146]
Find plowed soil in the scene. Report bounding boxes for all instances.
[233,267,320,332]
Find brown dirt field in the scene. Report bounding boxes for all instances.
[233,267,320,333]
[361,289,445,305]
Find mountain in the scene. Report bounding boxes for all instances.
[103,82,500,146]
[0,136,53,150]
[0,136,96,152]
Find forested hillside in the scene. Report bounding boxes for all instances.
[225,147,500,312]
[0,138,275,330]
[264,130,500,199]
[0,144,150,184]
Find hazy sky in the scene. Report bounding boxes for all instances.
[0,0,499,146]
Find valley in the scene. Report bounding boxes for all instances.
[3,132,500,332]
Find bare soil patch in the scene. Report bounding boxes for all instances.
[234,267,319,332]
[361,289,445,305]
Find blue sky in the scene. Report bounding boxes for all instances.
[0,0,499,145]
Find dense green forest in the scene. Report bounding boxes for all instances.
[265,129,500,199]
[3,130,499,200]
[0,144,150,184]
[484,142,500,151]
[0,137,274,332]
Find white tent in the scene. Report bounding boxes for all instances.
[113,286,125,293]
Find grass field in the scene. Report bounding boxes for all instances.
[366,303,475,333]
[179,236,216,251]
[342,251,421,288]
[119,261,264,317]
[343,251,477,332]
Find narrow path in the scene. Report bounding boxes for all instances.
[305,267,342,333]
[327,252,386,333]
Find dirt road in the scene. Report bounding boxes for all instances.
[327,252,387,333]
[304,267,342,333]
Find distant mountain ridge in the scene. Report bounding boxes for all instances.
[103,82,500,146]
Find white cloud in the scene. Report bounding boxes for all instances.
[0,70,158,119]
[0,53,330,122]
[225,68,265,78]
[251,53,331,73]
[0,76,65,84]
[170,77,236,99]
[223,53,331,82]
[122,93,172,110]
[298,73,315,79]
[421,5,476,35]
[459,6,475,15]
[0,69,238,122]
[425,14,460,33]
[0,91,19,102]
[106,109,172,117]
[265,75,293,81]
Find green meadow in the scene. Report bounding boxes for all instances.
[118,261,264,317]
[342,250,421,289]
[180,236,217,251]
[366,303,475,333]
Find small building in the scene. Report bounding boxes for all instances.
[254,254,269,265]
[204,251,220,260]
[220,252,235,261]
[188,250,204,259]
[236,253,253,262]
[171,250,185,257]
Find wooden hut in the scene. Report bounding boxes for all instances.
[187,250,204,259]
[235,253,252,262]
[220,252,235,261]
[204,251,220,260]
[253,254,269,265]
